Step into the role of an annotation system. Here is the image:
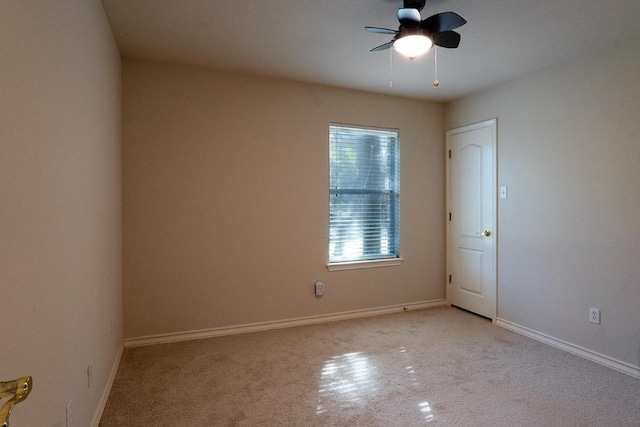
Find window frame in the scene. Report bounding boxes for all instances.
[327,123,403,270]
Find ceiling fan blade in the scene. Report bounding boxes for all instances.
[370,41,394,52]
[432,31,461,48]
[365,26,398,35]
[421,12,467,33]
[397,8,421,27]
[403,0,425,12]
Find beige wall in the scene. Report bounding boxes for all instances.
[1,1,122,426]
[122,60,445,339]
[2,4,637,425]
[446,38,640,369]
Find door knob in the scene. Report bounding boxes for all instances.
[482,230,491,237]
[0,376,32,426]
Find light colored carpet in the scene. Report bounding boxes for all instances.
[100,306,640,426]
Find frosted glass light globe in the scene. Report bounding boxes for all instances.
[393,35,433,59]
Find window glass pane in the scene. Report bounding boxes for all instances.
[329,125,399,262]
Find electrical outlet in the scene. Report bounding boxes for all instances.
[87,360,93,389]
[315,281,325,296]
[589,307,600,324]
[66,399,73,427]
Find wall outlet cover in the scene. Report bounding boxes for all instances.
[66,399,73,427]
[315,281,325,296]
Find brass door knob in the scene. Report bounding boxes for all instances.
[482,230,491,237]
[0,376,32,426]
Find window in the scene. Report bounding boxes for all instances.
[329,125,400,265]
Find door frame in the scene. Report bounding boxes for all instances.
[445,118,498,321]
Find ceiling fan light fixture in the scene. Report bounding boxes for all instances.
[393,34,433,59]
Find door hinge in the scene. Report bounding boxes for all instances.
[448,150,451,159]
[448,275,452,284]
[449,212,452,221]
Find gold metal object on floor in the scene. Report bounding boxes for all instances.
[0,377,32,427]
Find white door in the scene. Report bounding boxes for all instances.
[446,119,497,319]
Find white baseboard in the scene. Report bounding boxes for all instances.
[496,318,640,379]
[124,299,448,348]
[91,344,124,427]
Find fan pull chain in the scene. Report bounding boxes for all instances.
[433,47,439,88]
[389,47,393,88]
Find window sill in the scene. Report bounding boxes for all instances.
[327,258,404,271]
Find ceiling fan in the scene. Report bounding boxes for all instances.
[365,0,466,59]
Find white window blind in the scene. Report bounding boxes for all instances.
[329,125,400,263]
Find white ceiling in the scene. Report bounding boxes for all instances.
[101,0,640,102]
